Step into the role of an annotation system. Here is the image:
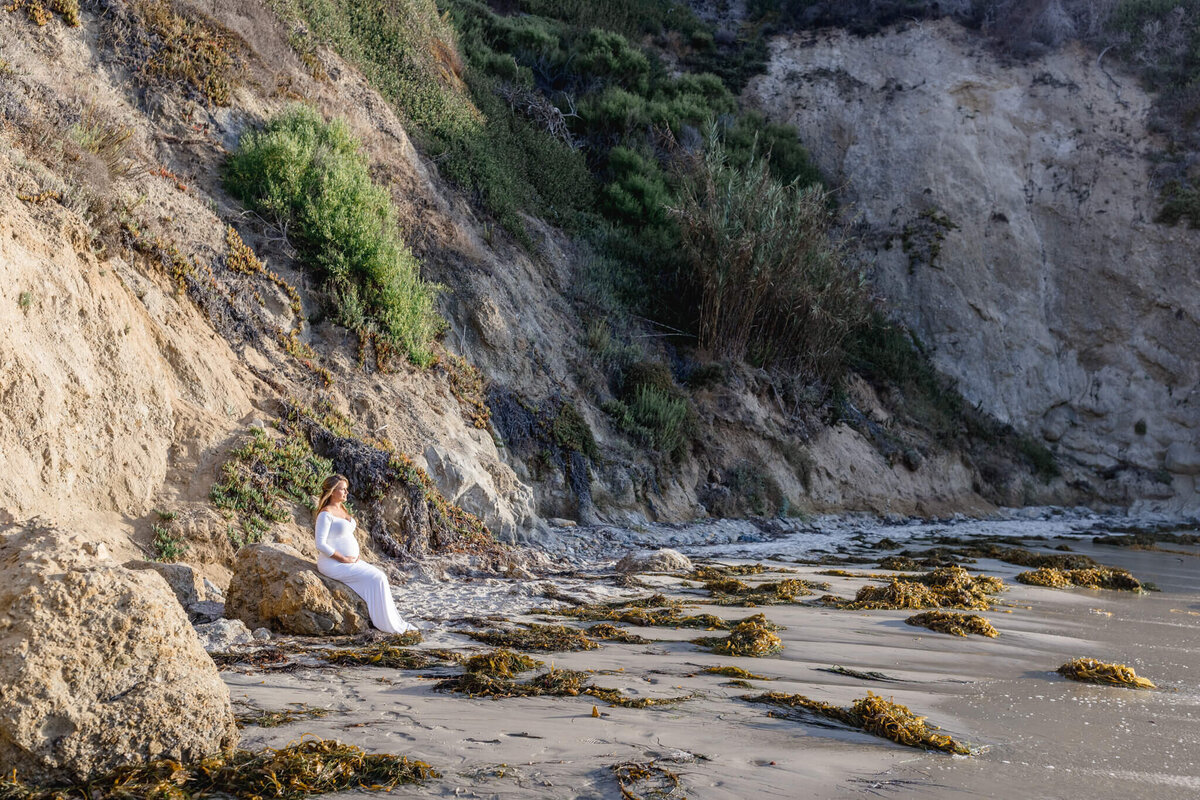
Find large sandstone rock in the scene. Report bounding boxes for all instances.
[225,543,370,636]
[0,524,237,784]
[125,560,204,609]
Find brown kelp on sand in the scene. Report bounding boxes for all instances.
[905,611,999,638]
[702,577,827,606]
[612,760,682,800]
[465,623,600,652]
[819,567,1005,610]
[1056,658,1156,689]
[692,614,783,657]
[461,648,542,678]
[1016,567,1144,592]
[319,644,444,670]
[0,740,437,800]
[535,593,731,630]
[436,662,694,709]
[701,665,771,680]
[234,702,331,728]
[585,623,653,644]
[687,562,797,580]
[744,692,970,754]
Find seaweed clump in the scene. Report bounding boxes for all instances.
[0,739,437,799]
[318,635,441,670]
[611,760,682,799]
[820,567,1004,610]
[437,665,693,708]
[877,555,923,571]
[461,649,542,678]
[905,611,999,638]
[234,703,330,728]
[692,614,783,657]
[688,562,788,580]
[465,623,600,652]
[703,578,823,606]
[535,593,730,630]
[1016,567,1143,592]
[744,692,970,754]
[1056,658,1156,689]
[586,623,652,644]
[702,665,770,680]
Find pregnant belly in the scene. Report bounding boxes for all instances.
[330,531,360,558]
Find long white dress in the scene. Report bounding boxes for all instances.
[315,510,417,634]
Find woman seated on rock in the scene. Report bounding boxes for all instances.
[314,474,418,634]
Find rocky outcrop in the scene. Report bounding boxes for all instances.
[125,560,203,608]
[0,524,237,783]
[615,548,693,573]
[747,21,1200,509]
[225,543,370,636]
[424,443,539,543]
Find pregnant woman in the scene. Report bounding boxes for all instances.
[314,474,418,634]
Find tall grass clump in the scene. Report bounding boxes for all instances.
[224,106,442,365]
[671,123,870,379]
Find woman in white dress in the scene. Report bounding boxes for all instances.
[314,474,418,634]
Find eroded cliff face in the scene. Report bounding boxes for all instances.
[746,21,1200,509]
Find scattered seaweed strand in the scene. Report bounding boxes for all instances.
[611,760,682,800]
[744,692,969,754]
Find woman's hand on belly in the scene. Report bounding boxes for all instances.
[333,552,358,564]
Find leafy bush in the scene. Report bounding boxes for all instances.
[671,123,870,379]
[606,384,692,461]
[210,427,333,549]
[225,106,443,365]
[151,523,188,562]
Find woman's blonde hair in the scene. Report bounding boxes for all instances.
[314,474,352,522]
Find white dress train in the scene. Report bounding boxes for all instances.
[315,510,417,634]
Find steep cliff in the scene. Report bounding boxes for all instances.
[746,21,1200,510]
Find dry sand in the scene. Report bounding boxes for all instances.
[223,535,1200,799]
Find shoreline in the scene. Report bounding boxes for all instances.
[224,521,1200,799]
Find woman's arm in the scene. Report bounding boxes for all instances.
[315,511,356,563]
[315,511,337,557]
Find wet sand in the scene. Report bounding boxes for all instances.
[223,532,1200,799]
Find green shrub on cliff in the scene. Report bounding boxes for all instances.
[224,106,442,365]
[671,124,870,379]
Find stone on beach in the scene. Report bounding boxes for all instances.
[615,548,693,574]
[0,524,237,783]
[194,618,255,652]
[225,542,370,636]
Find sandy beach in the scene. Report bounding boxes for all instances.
[222,518,1200,799]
